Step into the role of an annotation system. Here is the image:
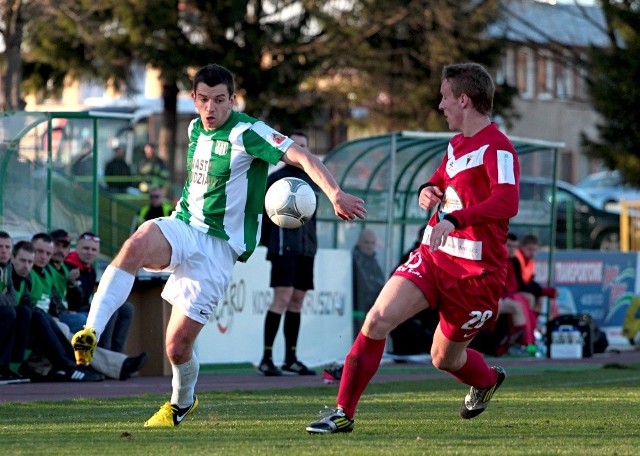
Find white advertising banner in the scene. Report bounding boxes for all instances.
[195,247,353,367]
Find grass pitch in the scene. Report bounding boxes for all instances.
[1,362,639,455]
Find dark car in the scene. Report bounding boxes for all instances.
[511,176,620,251]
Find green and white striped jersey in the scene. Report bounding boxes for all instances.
[174,111,292,262]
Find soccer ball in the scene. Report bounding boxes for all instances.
[264,177,317,229]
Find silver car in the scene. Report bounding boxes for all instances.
[576,170,640,209]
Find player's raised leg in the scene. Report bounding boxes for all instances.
[73,222,170,365]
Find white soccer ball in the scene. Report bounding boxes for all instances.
[264,177,317,229]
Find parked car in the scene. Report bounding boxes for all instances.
[576,170,640,209]
[512,176,621,251]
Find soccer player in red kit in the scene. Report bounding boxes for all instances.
[306,62,520,434]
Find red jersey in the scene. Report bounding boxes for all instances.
[422,123,519,278]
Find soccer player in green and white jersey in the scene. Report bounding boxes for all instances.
[71,63,366,427]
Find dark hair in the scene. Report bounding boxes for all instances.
[50,229,70,242]
[290,130,308,140]
[192,64,235,96]
[13,240,34,257]
[520,234,539,246]
[31,232,54,244]
[507,232,518,241]
[441,62,494,116]
[0,230,10,240]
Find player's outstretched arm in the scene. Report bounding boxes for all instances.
[282,145,366,221]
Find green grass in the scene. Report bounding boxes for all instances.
[2,364,640,455]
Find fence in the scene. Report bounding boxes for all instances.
[0,111,147,256]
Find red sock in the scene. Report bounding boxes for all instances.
[336,332,386,418]
[450,348,497,389]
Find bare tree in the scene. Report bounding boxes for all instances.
[0,0,30,109]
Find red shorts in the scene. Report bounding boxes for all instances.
[393,248,506,342]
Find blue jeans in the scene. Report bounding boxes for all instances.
[98,301,134,353]
[59,311,88,334]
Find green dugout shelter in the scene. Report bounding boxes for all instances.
[314,131,565,275]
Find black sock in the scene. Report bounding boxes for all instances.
[284,311,301,364]
[262,311,282,362]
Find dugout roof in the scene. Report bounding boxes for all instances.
[315,131,565,275]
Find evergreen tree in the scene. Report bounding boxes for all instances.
[191,0,321,133]
[582,1,640,185]
[301,0,513,133]
[15,1,322,182]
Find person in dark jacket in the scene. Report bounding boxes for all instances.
[0,233,31,383]
[104,146,133,193]
[13,239,104,383]
[257,131,319,377]
[352,228,386,337]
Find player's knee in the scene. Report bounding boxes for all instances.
[267,300,287,314]
[362,310,392,339]
[165,337,191,365]
[429,342,454,371]
[288,298,304,312]
[430,351,457,372]
[119,233,150,266]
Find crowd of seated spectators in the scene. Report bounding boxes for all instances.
[0,229,147,384]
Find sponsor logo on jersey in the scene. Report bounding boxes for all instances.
[446,145,488,178]
[405,250,422,269]
[271,133,286,145]
[214,140,229,156]
[423,226,482,261]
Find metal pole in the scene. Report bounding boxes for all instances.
[93,117,99,234]
[385,133,397,275]
[545,146,560,357]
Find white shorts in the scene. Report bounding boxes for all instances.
[146,217,237,325]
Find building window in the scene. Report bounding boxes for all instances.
[516,47,534,99]
[537,50,554,100]
[556,53,574,100]
[498,48,515,87]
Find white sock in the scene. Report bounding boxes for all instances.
[171,351,199,408]
[86,266,135,338]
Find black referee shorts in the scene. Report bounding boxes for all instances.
[269,255,315,291]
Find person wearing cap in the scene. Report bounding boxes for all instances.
[20,233,147,382]
[48,229,85,333]
[23,233,105,382]
[65,232,134,353]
